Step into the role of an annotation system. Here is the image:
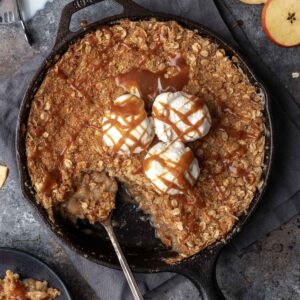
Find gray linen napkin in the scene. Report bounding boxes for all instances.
[1,0,300,299]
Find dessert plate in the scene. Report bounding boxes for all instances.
[0,247,72,300]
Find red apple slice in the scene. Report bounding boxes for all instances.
[240,0,266,4]
[262,0,300,47]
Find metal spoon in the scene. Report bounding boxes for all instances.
[73,172,143,299]
[101,214,144,300]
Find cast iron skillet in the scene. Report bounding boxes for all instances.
[16,0,273,298]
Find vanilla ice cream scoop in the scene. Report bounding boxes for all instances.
[152,91,212,143]
[143,141,200,195]
[102,94,154,154]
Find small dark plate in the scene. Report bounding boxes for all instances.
[0,248,72,300]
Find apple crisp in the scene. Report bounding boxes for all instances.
[26,19,265,260]
[0,270,60,300]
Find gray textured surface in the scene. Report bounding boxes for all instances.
[0,0,299,299]
[220,0,300,104]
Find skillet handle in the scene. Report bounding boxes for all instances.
[177,247,224,300]
[54,0,149,48]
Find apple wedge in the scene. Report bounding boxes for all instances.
[262,0,300,47]
[240,0,266,4]
[0,165,8,188]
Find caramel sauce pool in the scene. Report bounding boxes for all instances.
[115,53,189,105]
[9,280,28,300]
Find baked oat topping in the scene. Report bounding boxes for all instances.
[26,19,265,261]
[0,270,60,300]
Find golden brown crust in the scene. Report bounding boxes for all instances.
[26,19,265,261]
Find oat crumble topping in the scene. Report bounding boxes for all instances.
[26,19,265,260]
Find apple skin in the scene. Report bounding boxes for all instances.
[261,0,300,48]
[261,0,290,48]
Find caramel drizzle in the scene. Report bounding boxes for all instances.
[202,142,254,200]
[32,27,259,203]
[33,127,82,197]
[33,37,159,195]
[8,279,28,300]
[216,99,261,141]
[115,53,209,196]
[30,68,91,196]
[115,53,189,106]
[30,37,186,197]
[102,96,151,153]
[143,95,210,196]
[114,50,208,195]
[143,147,197,195]
[203,100,260,193]
[153,95,211,141]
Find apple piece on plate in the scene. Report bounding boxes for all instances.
[262,0,300,47]
[240,0,266,4]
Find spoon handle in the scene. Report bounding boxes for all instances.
[103,221,144,300]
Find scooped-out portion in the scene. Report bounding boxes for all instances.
[63,171,118,223]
